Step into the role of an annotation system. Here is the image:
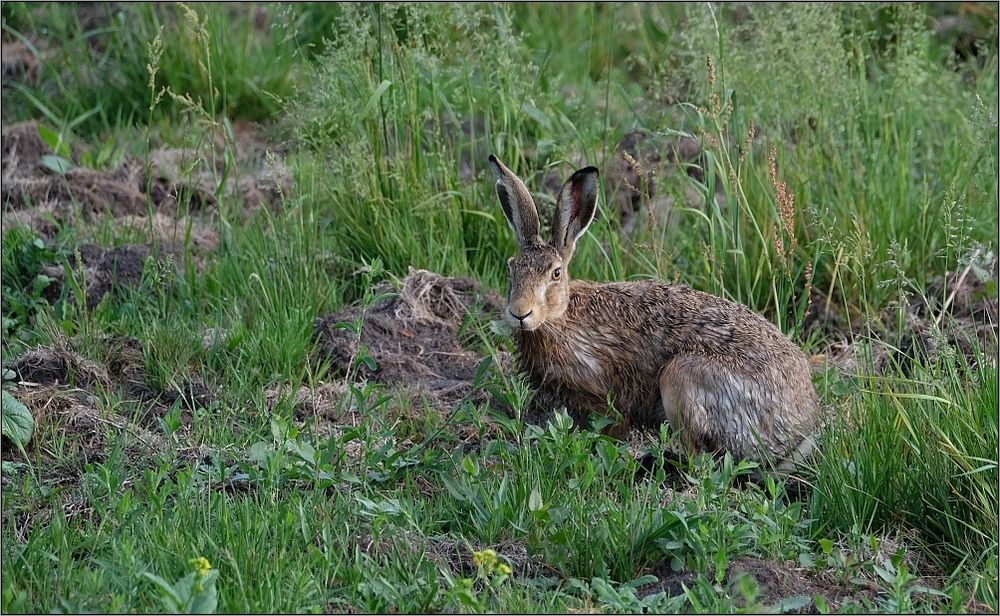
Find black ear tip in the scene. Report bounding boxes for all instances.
[488,154,499,164]
[573,166,600,179]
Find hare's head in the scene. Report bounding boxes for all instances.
[488,154,599,331]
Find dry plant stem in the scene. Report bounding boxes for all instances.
[935,248,981,328]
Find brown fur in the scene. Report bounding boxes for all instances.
[489,155,820,468]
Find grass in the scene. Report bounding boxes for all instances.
[2,2,998,613]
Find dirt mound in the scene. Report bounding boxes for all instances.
[263,382,348,426]
[726,557,873,612]
[313,269,503,411]
[2,121,50,181]
[1,120,279,252]
[9,338,113,391]
[8,334,212,431]
[115,213,220,254]
[1,383,165,481]
[357,531,539,580]
[1,121,215,220]
[2,122,148,216]
[34,242,182,309]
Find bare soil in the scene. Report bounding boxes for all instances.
[637,556,876,612]
[2,120,290,241]
[7,334,212,435]
[355,530,541,580]
[1,383,165,482]
[313,269,505,413]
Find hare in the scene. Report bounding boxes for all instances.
[488,154,820,473]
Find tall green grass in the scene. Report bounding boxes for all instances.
[1,2,331,134]
[813,340,999,569]
[285,3,997,328]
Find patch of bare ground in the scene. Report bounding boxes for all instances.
[1,383,165,482]
[34,242,178,309]
[2,117,290,253]
[0,374,207,543]
[636,556,876,612]
[1,121,219,249]
[263,382,350,436]
[7,334,213,435]
[1,119,292,307]
[1,388,207,544]
[313,269,505,415]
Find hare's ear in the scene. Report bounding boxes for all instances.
[488,154,541,248]
[551,166,599,262]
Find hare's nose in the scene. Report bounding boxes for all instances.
[509,309,533,322]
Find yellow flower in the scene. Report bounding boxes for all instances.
[188,556,212,574]
[472,549,497,570]
[497,563,512,576]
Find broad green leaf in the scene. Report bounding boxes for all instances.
[441,474,474,502]
[1,461,26,476]
[527,487,543,512]
[40,155,74,175]
[140,572,185,612]
[1,390,34,447]
[188,570,219,614]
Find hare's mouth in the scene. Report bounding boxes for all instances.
[506,308,541,331]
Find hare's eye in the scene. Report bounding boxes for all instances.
[552,268,561,280]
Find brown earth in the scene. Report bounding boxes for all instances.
[637,556,877,613]
[810,250,999,376]
[7,334,213,435]
[36,242,177,309]
[1,383,165,483]
[1,116,293,306]
[2,120,290,239]
[313,269,506,414]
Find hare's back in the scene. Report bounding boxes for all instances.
[582,281,808,371]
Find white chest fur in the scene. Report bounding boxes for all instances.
[548,329,604,382]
